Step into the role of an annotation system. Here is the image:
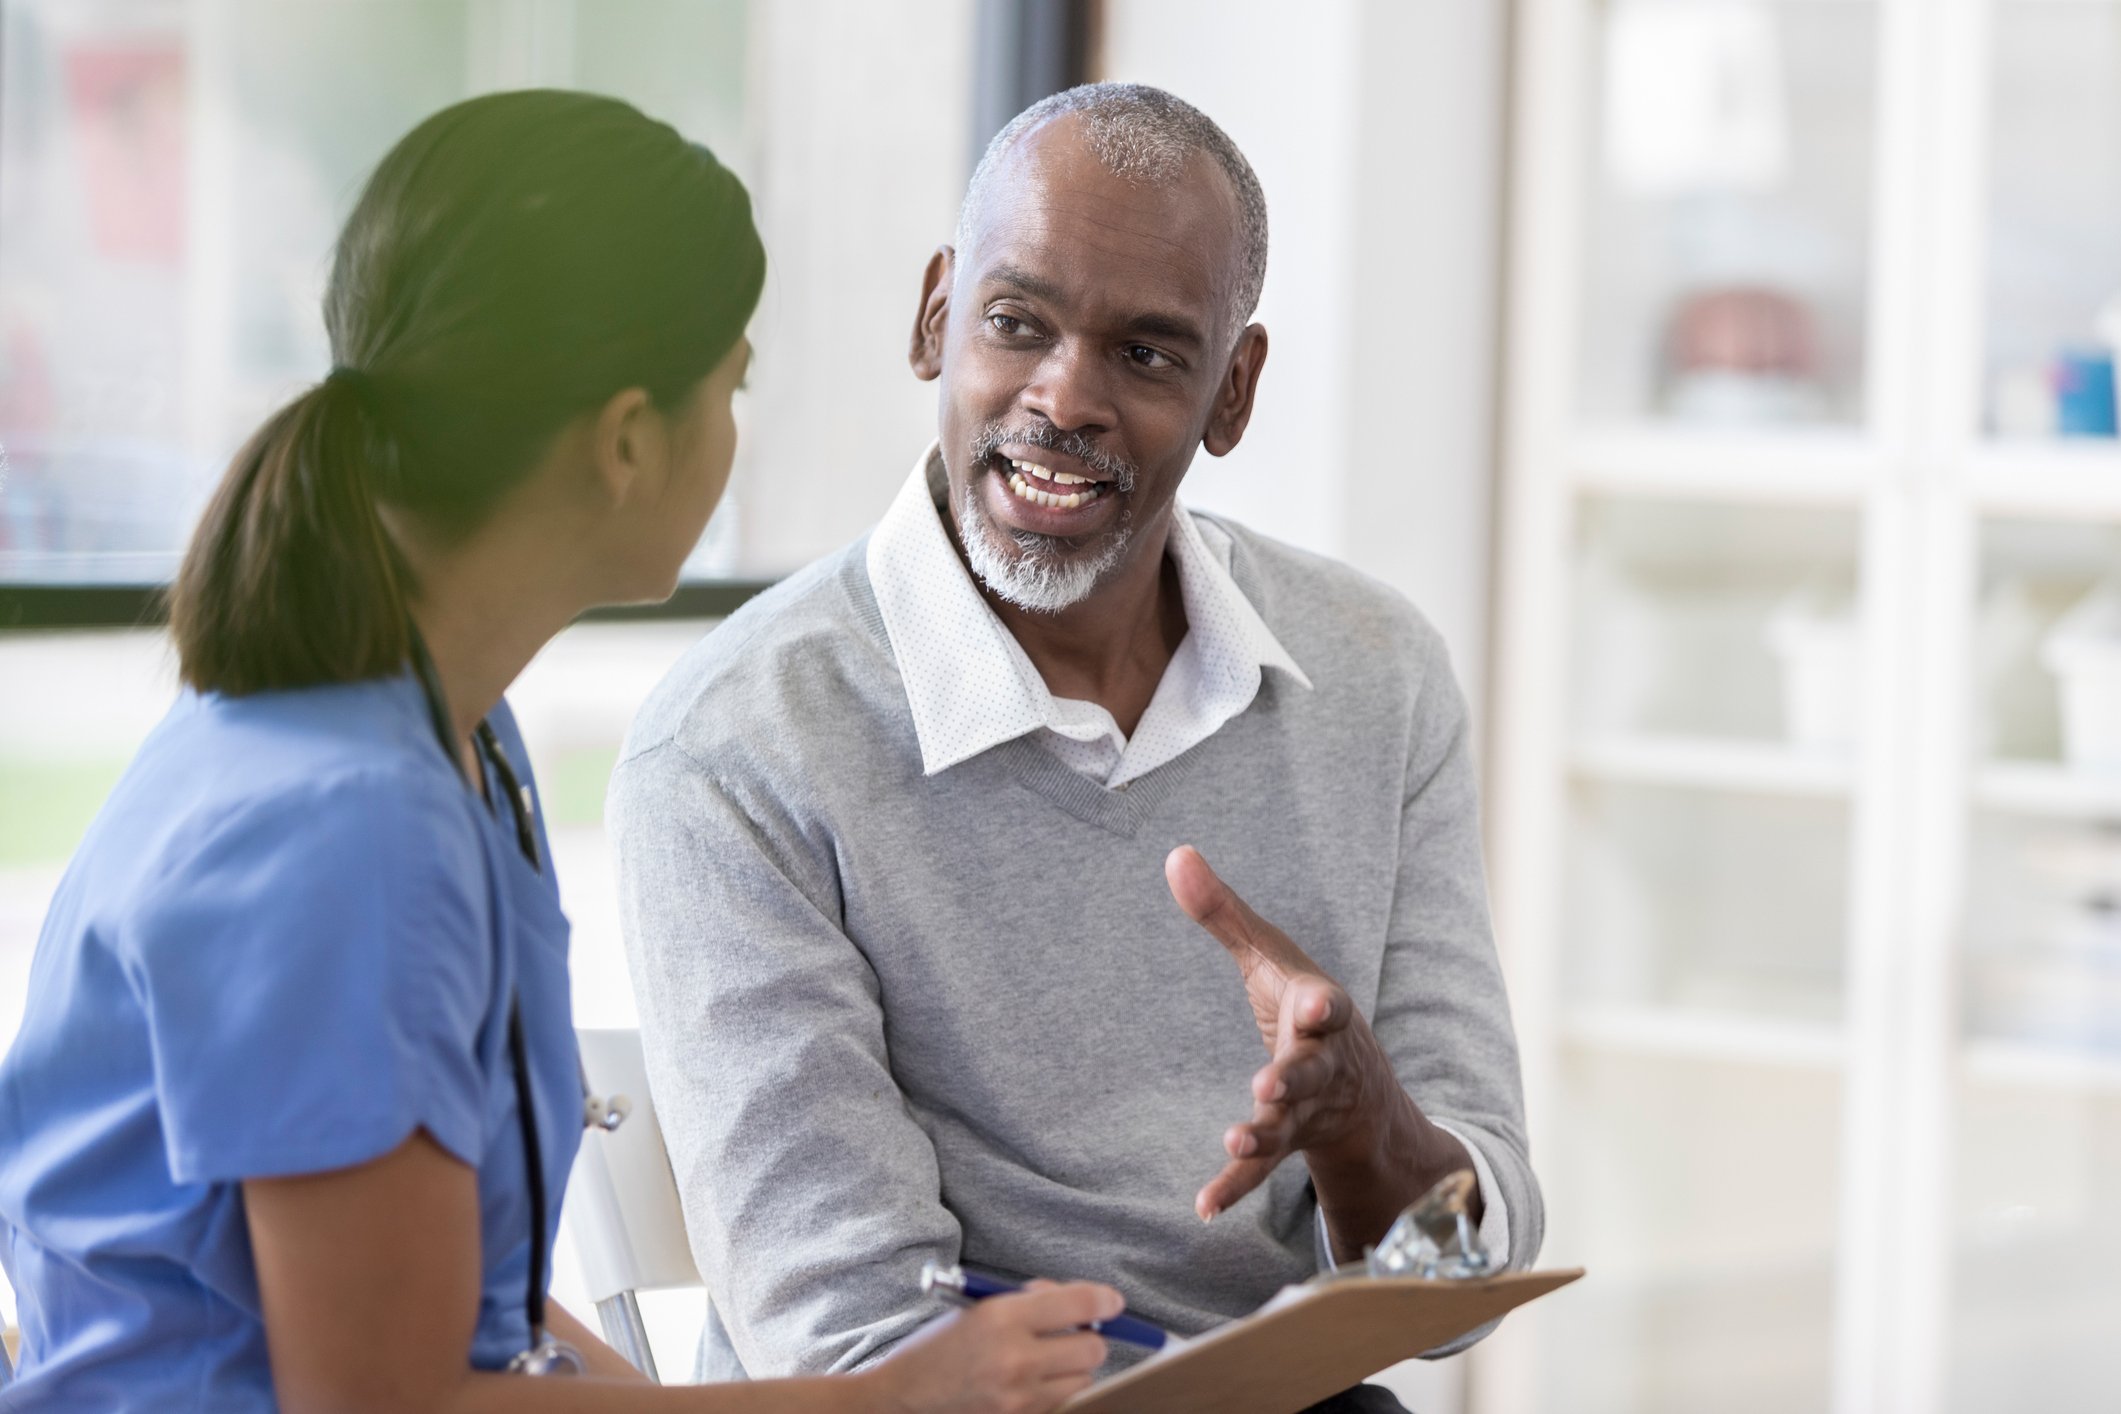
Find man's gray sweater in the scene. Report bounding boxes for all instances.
[607,517,1540,1379]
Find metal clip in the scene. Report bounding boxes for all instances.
[1364,1169,1492,1281]
[583,1092,630,1132]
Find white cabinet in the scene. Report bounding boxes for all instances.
[1485,3,2121,1411]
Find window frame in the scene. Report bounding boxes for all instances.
[0,581,778,631]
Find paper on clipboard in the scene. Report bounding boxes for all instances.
[1058,1268,1583,1414]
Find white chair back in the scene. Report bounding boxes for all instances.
[566,1027,701,1379]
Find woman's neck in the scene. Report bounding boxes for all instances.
[398,514,586,782]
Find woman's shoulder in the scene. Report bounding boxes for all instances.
[80,676,486,925]
[153,674,464,810]
[91,680,518,1189]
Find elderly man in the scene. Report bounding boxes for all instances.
[610,83,1540,1409]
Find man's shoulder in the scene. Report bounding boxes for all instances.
[618,539,903,770]
[1197,511,1450,675]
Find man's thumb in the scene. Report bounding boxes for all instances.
[1166,845,1251,955]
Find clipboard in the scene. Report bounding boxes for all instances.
[1059,1170,1582,1414]
[1057,1267,1581,1414]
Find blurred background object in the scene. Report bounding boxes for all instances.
[3,1,2119,1411]
[1662,285,1826,425]
[1582,0,1867,430]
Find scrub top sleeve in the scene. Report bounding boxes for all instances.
[129,770,496,1185]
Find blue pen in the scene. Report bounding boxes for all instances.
[920,1261,1181,1352]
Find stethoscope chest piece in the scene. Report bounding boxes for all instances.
[507,1331,587,1377]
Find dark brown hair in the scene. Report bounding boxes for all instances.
[171,89,765,695]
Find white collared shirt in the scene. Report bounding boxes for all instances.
[864,441,1510,1270]
[867,443,1312,789]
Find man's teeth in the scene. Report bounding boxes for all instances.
[1005,458,1103,510]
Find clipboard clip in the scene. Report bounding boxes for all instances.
[1363,1169,1492,1281]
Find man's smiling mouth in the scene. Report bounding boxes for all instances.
[1003,456,1106,510]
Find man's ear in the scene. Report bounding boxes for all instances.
[908,245,955,382]
[1202,325,1270,457]
[590,386,661,507]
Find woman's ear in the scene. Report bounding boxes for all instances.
[908,246,955,382]
[590,387,662,506]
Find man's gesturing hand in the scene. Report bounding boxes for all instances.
[1163,845,1406,1220]
[1164,846,1482,1256]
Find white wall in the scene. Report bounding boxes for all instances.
[1098,1,1362,568]
[1098,0,1509,732]
[733,0,977,573]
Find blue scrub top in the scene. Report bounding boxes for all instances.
[0,673,581,1410]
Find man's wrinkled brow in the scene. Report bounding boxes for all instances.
[980,264,1064,302]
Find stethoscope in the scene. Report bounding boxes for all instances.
[407,631,626,1377]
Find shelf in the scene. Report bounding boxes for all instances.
[1972,760,2121,819]
[1561,1005,1847,1070]
[1965,443,2121,521]
[1572,734,1856,798]
[1550,1247,1837,1299]
[1962,1040,2121,1095]
[1571,428,1879,505]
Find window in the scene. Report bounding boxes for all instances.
[0,0,977,593]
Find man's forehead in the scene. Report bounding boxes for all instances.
[963,120,1239,327]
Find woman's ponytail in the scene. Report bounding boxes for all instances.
[170,369,413,695]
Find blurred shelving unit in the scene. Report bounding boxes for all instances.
[1965,444,2121,520]
[1571,733,1855,797]
[1559,1003,1848,1069]
[1972,759,2121,819]
[1960,1039,2121,1095]
[1486,2,2121,1412]
[1572,429,1881,503]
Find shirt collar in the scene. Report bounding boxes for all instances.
[867,442,1311,777]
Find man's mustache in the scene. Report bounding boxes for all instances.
[969,421,1138,492]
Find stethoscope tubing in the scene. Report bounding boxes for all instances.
[407,630,581,1375]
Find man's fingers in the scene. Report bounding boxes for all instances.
[1163,845,1260,956]
[1255,1043,1333,1105]
[1225,1102,1298,1160]
[1286,978,1353,1038]
[1168,846,1336,987]
[1171,845,1369,1231]
[1196,1153,1280,1222]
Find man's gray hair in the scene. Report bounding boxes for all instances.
[955,83,1269,347]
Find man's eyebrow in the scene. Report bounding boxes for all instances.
[980,264,1064,301]
[1123,311,1206,349]
[980,263,1207,348]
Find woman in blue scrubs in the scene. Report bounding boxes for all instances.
[0,90,1117,1412]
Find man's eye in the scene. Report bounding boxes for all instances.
[989,314,1027,336]
[1127,344,1174,369]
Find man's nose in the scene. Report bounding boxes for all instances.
[1019,338,1117,435]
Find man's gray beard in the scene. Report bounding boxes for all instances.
[956,483,1131,613]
